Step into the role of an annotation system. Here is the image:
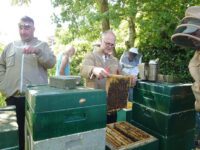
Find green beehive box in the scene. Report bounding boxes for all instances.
[0,106,19,149]
[133,81,195,113]
[130,120,195,150]
[25,85,107,141]
[25,119,106,150]
[131,102,195,136]
[117,108,132,122]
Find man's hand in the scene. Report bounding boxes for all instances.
[23,45,39,54]
[92,67,109,79]
[130,75,137,87]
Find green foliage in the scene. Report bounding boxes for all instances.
[11,0,30,6]
[49,41,92,75]
[136,0,200,83]
[70,41,92,75]
[52,0,102,41]
[52,0,200,83]
[0,93,6,107]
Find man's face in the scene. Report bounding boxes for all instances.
[128,52,137,61]
[100,33,116,55]
[18,21,35,42]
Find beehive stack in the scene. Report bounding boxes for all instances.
[25,84,107,150]
[106,121,158,150]
[131,81,196,150]
[106,75,132,112]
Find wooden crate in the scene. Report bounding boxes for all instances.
[106,121,158,150]
[106,75,132,112]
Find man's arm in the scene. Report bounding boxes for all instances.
[80,52,96,78]
[0,44,11,85]
[0,51,6,84]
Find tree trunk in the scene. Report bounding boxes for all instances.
[99,0,110,31]
[128,16,136,48]
[96,0,110,31]
[96,0,117,56]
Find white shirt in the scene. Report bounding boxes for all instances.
[120,51,142,76]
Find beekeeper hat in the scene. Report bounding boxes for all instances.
[185,6,200,18]
[171,24,200,49]
[181,16,200,26]
[175,24,200,34]
[171,6,200,49]
[129,47,138,54]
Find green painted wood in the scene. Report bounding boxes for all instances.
[25,119,106,150]
[131,102,195,136]
[131,120,195,150]
[135,81,193,95]
[133,81,195,113]
[117,109,132,122]
[0,106,19,149]
[25,85,107,141]
[26,105,106,141]
[26,85,106,112]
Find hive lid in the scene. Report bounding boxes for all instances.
[135,80,193,95]
[49,75,81,89]
[25,85,106,113]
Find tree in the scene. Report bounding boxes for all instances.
[11,0,30,5]
[95,0,110,31]
[136,0,200,82]
[52,0,102,41]
[52,0,200,82]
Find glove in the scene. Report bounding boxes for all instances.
[92,67,109,79]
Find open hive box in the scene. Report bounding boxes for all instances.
[106,75,132,112]
[106,121,158,150]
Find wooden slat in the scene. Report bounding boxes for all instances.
[106,122,152,149]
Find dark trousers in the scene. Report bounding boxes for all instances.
[6,96,25,150]
[107,112,117,124]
